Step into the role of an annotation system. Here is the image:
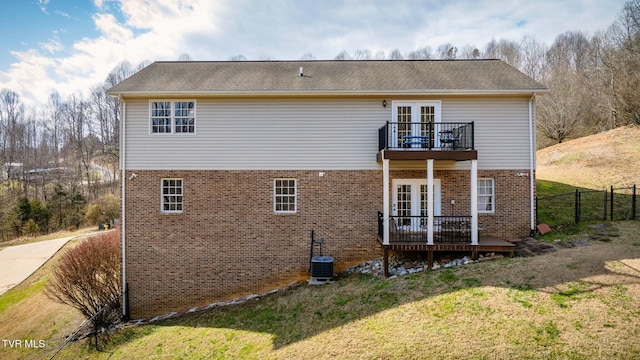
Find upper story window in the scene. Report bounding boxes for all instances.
[150,101,196,134]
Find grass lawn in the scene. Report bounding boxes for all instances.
[40,221,640,360]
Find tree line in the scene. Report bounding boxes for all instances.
[0,62,135,240]
[1,0,639,240]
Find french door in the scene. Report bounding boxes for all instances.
[391,101,441,148]
[392,179,441,231]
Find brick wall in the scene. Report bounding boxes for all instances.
[389,169,533,239]
[125,170,383,318]
[125,168,532,317]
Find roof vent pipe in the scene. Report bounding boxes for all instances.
[299,67,303,77]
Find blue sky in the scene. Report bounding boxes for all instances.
[0,0,629,106]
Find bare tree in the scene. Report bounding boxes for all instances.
[373,50,386,60]
[230,54,247,61]
[459,45,481,59]
[407,46,433,60]
[537,66,588,143]
[0,89,26,191]
[388,49,404,60]
[484,38,521,68]
[605,0,640,124]
[437,44,458,59]
[178,53,192,61]
[299,53,315,60]
[334,50,351,60]
[352,49,372,60]
[519,35,547,82]
[61,94,98,198]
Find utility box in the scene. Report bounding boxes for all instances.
[309,256,334,285]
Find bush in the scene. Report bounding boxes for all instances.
[45,231,122,348]
[84,194,120,227]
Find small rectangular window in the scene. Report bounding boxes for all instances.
[274,179,297,213]
[162,178,183,213]
[478,178,494,213]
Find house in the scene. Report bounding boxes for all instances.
[107,60,547,318]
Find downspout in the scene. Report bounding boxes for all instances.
[528,93,536,236]
[119,94,128,319]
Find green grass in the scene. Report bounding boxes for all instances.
[0,280,46,313]
[534,179,636,240]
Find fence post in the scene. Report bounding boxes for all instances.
[603,188,608,221]
[610,186,614,222]
[575,189,580,224]
[633,184,637,220]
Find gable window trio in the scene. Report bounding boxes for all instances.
[150,100,196,134]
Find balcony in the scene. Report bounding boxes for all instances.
[377,122,477,161]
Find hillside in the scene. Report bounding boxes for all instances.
[536,125,640,189]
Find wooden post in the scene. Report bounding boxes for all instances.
[383,247,389,277]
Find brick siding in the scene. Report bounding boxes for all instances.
[125,168,532,317]
[390,169,533,239]
[125,170,382,318]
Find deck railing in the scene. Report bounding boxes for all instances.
[377,212,472,243]
[378,122,474,151]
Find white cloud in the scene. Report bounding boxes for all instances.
[0,0,629,107]
[39,37,64,54]
[38,0,50,14]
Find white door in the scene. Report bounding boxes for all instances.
[392,179,441,231]
[391,101,441,148]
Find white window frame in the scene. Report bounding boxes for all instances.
[477,178,495,214]
[274,179,297,214]
[161,178,184,213]
[390,101,441,148]
[149,100,196,134]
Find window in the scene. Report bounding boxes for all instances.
[150,101,195,134]
[151,101,172,133]
[161,179,183,213]
[274,179,297,213]
[478,178,494,213]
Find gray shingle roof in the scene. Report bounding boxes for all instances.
[107,60,547,95]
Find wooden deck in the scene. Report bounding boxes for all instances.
[378,236,516,277]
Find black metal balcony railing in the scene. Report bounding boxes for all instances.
[377,212,472,243]
[378,122,474,151]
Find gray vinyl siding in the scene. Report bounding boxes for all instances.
[124,99,389,170]
[123,97,533,171]
[443,97,532,170]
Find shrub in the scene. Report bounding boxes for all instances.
[84,194,120,227]
[45,231,122,348]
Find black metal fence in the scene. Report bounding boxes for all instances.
[536,185,637,227]
[376,212,472,243]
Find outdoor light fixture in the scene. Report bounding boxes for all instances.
[382,100,387,107]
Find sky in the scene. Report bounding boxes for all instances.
[0,0,629,107]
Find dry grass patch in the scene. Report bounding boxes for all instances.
[537,125,640,189]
